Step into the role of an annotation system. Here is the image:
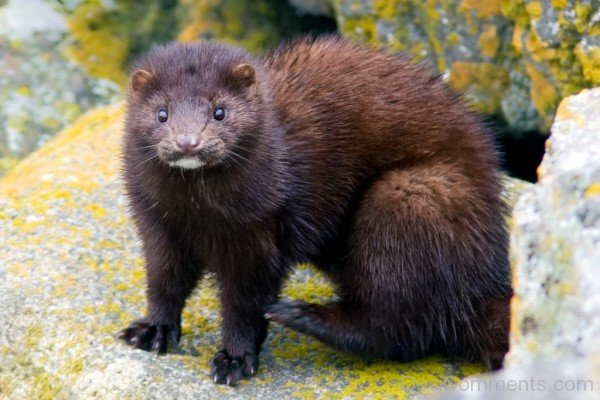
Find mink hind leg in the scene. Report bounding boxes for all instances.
[267,166,512,367]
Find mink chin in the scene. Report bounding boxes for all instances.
[118,35,512,386]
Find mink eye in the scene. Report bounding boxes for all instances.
[158,109,168,123]
[213,107,225,121]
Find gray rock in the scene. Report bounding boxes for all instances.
[307,0,600,134]
[0,0,120,175]
[431,87,600,399]
[510,87,600,365]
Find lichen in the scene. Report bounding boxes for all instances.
[575,45,600,85]
[478,25,500,58]
[64,0,182,85]
[448,61,510,113]
[459,0,502,19]
[525,61,560,127]
[525,1,543,19]
[65,0,129,85]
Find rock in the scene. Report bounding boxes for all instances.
[301,0,600,134]
[177,0,336,53]
[509,87,600,365]
[0,105,484,399]
[0,0,120,175]
[432,87,600,398]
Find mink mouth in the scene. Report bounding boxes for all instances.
[157,137,229,170]
[168,156,205,169]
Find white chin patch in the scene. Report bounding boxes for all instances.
[169,157,204,169]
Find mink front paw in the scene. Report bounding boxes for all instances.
[209,350,258,386]
[117,318,181,354]
[265,300,321,333]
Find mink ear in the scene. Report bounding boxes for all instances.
[129,69,154,94]
[231,64,256,88]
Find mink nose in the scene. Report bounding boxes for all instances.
[174,135,200,155]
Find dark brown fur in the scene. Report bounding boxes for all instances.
[118,36,512,386]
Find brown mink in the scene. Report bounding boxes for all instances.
[118,35,512,386]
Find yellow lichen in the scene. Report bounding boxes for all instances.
[448,61,509,113]
[554,96,585,126]
[448,32,460,46]
[551,0,568,9]
[374,0,399,20]
[65,0,129,85]
[525,29,557,63]
[459,0,502,19]
[574,3,593,33]
[575,45,600,85]
[478,25,499,58]
[525,62,560,122]
[585,183,600,198]
[511,24,524,54]
[525,1,543,19]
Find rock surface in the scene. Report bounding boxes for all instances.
[0,0,120,174]
[301,0,600,133]
[436,88,600,399]
[510,87,600,367]
[0,105,484,399]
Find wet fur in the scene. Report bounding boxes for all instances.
[119,36,512,385]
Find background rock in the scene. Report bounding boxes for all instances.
[0,105,483,399]
[298,0,600,134]
[0,0,120,175]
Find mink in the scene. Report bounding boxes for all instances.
[118,36,512,386]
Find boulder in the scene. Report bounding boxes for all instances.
[0,104,483,399]
[0,0,120,174]
[435,87,600,399]
[301,0,600,134]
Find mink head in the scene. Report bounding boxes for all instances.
[125,42,266,170]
